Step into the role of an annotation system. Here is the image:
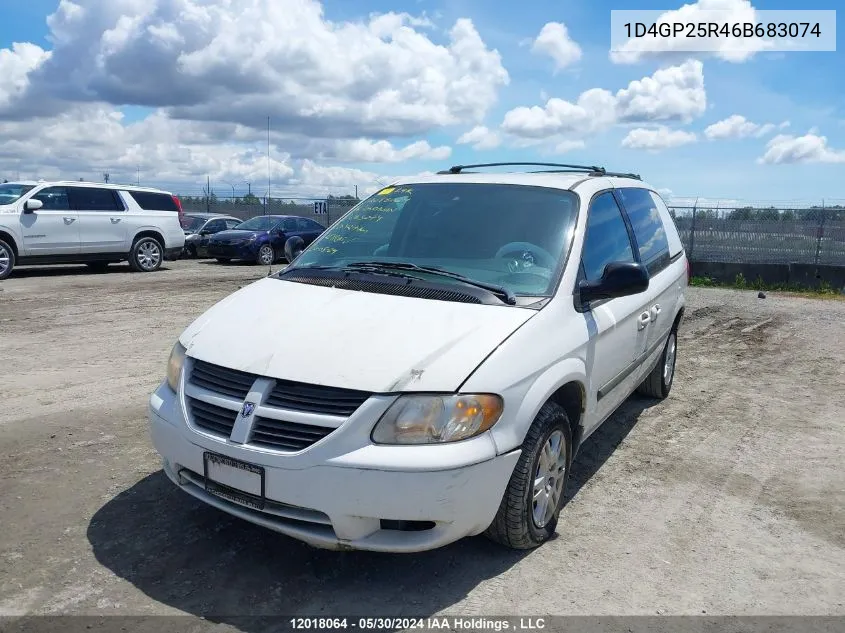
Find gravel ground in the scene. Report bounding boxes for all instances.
[0,260,843,623]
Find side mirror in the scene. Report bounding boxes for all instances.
[579,262,649,303]
[24,199,43,213]
[284,235,305,263]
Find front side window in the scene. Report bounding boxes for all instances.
[0,183,35,205]
[581,192,636,282]
[181,216,206,231]
[33,187,70,210]
[616,188,670,273]
[204,219,226,233]
[291,183,580,297]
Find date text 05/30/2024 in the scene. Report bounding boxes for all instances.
[289,617,548,631]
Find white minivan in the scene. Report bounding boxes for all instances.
[0,180,186,279]
[148,163,688,552]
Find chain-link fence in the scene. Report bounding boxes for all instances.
[178,194,845,266]
[668,206,845,266]
[177,195,359,227]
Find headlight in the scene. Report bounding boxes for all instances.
[371,394,504,445]
[166,342,187,391]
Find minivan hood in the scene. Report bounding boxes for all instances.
[180,277,536,393]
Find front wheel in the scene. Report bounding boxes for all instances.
[256,244,274,266]
[0,238,15,280]
[485,402,572,550]
[128,236,164,272]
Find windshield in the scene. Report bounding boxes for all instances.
[181,216,207,231]
[235,216,282,231]
[291,183,580,297]
[0,183,35,205]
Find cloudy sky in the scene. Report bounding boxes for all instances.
[0,0,843,202]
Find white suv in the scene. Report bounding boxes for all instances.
[0,180,186,279]
[148,163,688,553]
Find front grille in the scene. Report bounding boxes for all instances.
[266,380,371,416]
[190,360,255,399]
[249,417,336,451]
[188,397,238,437]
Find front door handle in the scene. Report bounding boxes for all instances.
[651,304,661,319]
[638,311,651,330]
[63,217,76,224]
[110,217,121,224]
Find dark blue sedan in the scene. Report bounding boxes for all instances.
[207,215,325,265]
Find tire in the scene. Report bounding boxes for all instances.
[0,238,15,281]
[128,236,164,272]
[637,327,678,399]
[256,244,274,266]
[186,245,197,258]
[86,261,110,272]
[485,402,572,550]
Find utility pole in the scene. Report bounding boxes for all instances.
[355,185,358,199]
[206,175,211,213]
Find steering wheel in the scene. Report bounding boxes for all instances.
[495,241,556,272]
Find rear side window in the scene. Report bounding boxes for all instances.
[68,187,123,212]
[616,188,671,275]
[127,191,178,211]
[581,192,636,282]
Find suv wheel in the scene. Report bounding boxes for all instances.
[637,327,677,399]
[129,236,164,272]
[0,238,15,280]
[485,401,572,549]
[256,244,274,266]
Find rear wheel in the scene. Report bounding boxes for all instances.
[485,402,572,550]
[637,328,677,399]
[0,238,15,280]
[128,236,164,272]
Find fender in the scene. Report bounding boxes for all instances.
[484,356,587,455]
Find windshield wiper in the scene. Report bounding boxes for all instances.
[341,261,517,305]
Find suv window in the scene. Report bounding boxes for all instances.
[33,187,70,210]
[581,191,636,282]
[616,188,671,274]
[68,187,123,211]
[127,191,178,211]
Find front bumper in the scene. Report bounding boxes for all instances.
[148,381,520,552]
[207,241,258,260]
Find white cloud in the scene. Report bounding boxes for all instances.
[531,22,582,71]
[1,0,509,138]
[501,59,705,141]
[621,126,697,151]
[615,60,706,124]
[331,139,451,162]
[758,133,845,165]
[0,42,51,109]
[703,114,784,140]
[611,0,771,64]
[456,126,501,150]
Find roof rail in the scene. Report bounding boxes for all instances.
[437,162,642,180]
[438,162,605,175]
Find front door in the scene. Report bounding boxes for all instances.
[70,187,128,254]
[578,191,652,436]
[20,187,80,256]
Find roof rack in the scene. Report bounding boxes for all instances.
[436,162,642,180]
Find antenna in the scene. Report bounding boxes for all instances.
[267,116,272,277]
